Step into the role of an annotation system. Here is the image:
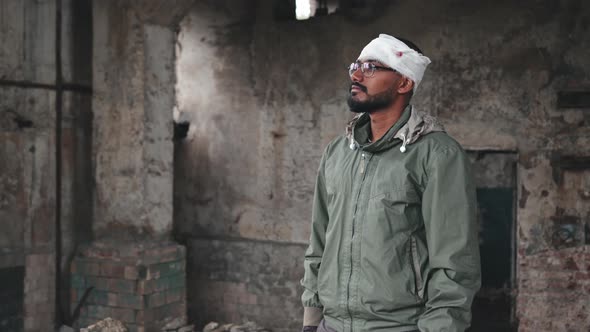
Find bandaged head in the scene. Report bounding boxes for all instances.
[357,34,431,92]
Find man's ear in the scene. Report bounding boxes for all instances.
[397,77,414,94]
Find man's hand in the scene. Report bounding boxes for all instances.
[302,326,318,332]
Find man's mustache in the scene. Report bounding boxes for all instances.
[350,82,367,93]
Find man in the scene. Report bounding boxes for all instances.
[301,34,481,332]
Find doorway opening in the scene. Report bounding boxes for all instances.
[467,150,518,332]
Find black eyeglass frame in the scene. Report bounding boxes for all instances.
[348,61,397,77]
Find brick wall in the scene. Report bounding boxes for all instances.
[517,247,590,331]
[187,239,305,332]
[71,242,186,332]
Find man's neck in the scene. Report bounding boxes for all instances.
[368,104,408,142]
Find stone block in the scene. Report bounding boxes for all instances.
[144,291,166,308]
[85,305,111,319]
[108,278,138,294]
[136,279,153,295]
[146,260,184,280]
[137,273,186,295]
[165,287,184,304]
[135,308,159,325]
[86,276,110,291]
[87,290,109,306]
[156,302,186,323]
[153,277,170,293]
[79,261,101,276]
[71,241,186,330]
[144,245,184,264]
[99,262,126,279]
[115,293,143,310]
[124,265,140,280]
[169,274,186,289]
[110,307,136,324]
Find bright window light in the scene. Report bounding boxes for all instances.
[296,0,311,20]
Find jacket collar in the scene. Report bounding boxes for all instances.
[346,105,445,154]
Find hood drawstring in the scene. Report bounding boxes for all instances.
[349,137,358,150]
[399,132,409,153]
[346,113,363,150]
[345,106,445,153]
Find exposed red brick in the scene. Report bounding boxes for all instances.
[564,257,580,270]
[124,265,139,280]
[100,262,125,278]
[71,242,186,330]
[517,247,590,331]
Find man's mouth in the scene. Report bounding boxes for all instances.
[350,83,367,93]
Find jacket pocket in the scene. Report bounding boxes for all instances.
[369,186,420,210]
[409,236,425,301]
[367,188,421,235]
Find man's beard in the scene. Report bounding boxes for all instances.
[347,84,395,114]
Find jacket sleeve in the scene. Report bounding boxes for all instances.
[300,146,331,326]
[417,145,481,332]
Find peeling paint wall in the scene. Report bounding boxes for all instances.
[176,0,590,330]
[92,0,179,238]
[0,0,93,330]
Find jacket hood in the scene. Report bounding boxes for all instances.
[345,105,445,153]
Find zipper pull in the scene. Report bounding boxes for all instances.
[360,153,366,174]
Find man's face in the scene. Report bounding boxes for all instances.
[347,60,401,114]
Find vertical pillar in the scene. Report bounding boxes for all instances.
[71,1,193,330]
[91,3,175,238]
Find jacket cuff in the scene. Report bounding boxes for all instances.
[303,306,323,326]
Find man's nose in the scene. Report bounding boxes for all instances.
[350,68,363,82]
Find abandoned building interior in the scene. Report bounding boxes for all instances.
[1,0,589,331]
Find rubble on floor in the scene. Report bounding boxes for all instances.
[202,321,271,332]
[80,318,127,332]
[162,317,195,331]
[76,317,196,332]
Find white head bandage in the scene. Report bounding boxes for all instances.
[357,34,431,91]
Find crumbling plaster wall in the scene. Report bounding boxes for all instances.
[92,1,175,238]
[91,0,194,240]
[0,0,92,330]
[175,0,590,331]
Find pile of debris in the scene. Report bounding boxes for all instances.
[162,317,195,332]
[61,318,270,332]
[202,321,271,332]
[68,317,195,332]
[79,318,127,332]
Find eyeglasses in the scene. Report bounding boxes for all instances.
[348,61,396,77]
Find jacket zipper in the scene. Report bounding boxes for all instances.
[347,151,371,331]
[410,236,425,300]
[360,153,366,174]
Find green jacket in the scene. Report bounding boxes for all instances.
[301,106,481,332]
